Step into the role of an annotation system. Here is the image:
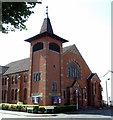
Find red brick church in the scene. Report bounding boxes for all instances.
[0,11,102,107]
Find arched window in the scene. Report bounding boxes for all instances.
[11,89,14,100]
[85,92,87,99]
[15,75,18,84]
[12,76,15,84]
[2,90,3,100]
[52,82,57,91]
[92,83,94,95]
[68,62,80,79]
[95,82,96,94]
[24,88,27,100]
[24,74,27,83]
[4,90,7,101]
[15,89,17,100]
[2,78,4,85]
[5,78,7,85]
[49,43,60,53]
[33,42,43,52]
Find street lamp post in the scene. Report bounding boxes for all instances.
[106,78,110,107]
[100,70,113,107]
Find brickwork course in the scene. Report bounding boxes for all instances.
[0,13,103,107]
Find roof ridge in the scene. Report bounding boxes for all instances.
[5,58,29,66]
[63,44,75,48]
[63,44,75,54]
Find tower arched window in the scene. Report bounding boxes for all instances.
[49,43,60,53]
[68,62,80,79]
[33,42,43,52]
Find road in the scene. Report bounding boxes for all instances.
[0,107,113,120]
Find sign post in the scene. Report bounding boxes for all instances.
[76,89,78,110]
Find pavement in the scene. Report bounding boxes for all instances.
[0,107,113,119]
[0,109,58,117]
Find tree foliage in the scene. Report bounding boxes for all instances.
[2,2,39,33]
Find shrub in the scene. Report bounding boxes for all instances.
[102,102,107,107]
[21,105,28,112]
[0,103,76,113]
[0,104,2,109]
[54,105,76,113]
[0,103,39,113]
[33,105,39,113]
[16,105,22,111]
[2,103,9,110]
[10,104,17,111]
[39,106,45,113]
[23,105,39,113]
[38,105,76,113]
[17,101,23,105]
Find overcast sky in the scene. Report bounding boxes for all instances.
[0,0,111,101]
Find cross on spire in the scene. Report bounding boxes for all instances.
[46,6,48,18]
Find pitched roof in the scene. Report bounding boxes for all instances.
[25,32,68,43]
[0,66,2,75]
[63,44,75,53]
[0,66,8,75]
[87,73,95,81]
[63,44,92,73]
[3,58,29,75]
[87,73,101,82]
[40,18,53,34]
[25,16,68,43]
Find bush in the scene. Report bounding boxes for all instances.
[10,104,17,111]
[21,105,28,112]
[38,105,76,113]
[0,103,39,113]
[54,105,76,113]
[0,104,2,109]
[33,105,39,113]
[39,106,46,113]
[2,103,9,110]
[39,106,56,113]
[17,101,23,105]
[0,103,76,113]
[16,105,22,111]
[102,103,107,107]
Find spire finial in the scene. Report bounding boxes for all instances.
[46,6,48,18]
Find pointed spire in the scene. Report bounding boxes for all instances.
[40,6,54,34]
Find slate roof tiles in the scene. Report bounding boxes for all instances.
[3,58,29,75]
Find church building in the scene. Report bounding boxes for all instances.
[0,10,103,107]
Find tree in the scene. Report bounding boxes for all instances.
[1,2,41,33]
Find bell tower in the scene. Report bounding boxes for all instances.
[25,7,68,105]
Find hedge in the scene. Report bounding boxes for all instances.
[0,103,76,113]
[54,105,76,113]
[39,105,76,113]
[1,103,39,113]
